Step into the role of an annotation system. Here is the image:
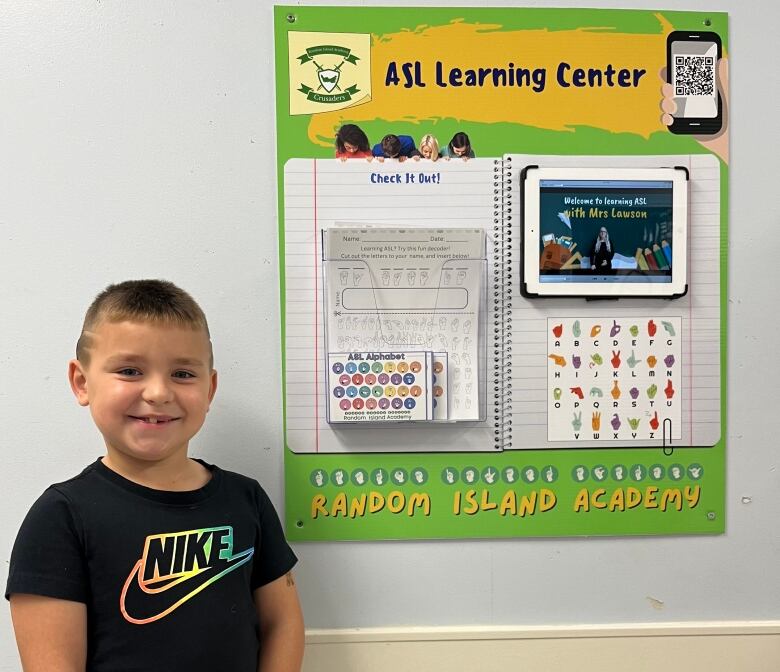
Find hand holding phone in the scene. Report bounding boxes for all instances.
[660,33,728,163]
[664,31,723,135]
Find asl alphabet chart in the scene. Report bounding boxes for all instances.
[323,227,485,421]
[326,351,435,422]
[547,316,682,443]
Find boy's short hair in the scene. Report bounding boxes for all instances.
[381,134,401,157]
[76,279,211,364]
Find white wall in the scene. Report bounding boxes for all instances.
[1,1,779,669]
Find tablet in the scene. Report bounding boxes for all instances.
[521,166,689,298]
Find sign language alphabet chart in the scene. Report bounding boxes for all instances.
[547,316,682,443]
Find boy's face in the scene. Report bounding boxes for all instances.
[69,320,217,466]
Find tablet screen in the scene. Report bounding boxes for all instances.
[522,166,688,298]
[538,178,674,285]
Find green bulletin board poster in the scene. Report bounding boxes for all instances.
[274,6,728,541]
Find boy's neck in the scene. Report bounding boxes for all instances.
[102,450,212,492]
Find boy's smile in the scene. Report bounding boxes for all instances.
[131,415,176,424]
[69,320,217,467]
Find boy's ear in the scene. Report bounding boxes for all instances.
[207,369,218,408]
[68,359,90,406]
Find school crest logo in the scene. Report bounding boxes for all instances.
[288,32,371,115]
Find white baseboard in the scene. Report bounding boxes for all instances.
[304,622,780,672]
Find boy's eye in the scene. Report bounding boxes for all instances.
[117,368,141,377]
[172,370,196,379]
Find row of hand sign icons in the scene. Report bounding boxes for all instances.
[309,462,704,488]
[548,351,675,369]
[572,410,661,432]
[562,379,674,400]
[552,319,676,339]
[312,468,429,488]
[573,463,702,483]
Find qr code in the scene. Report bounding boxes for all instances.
[674,55,714,95]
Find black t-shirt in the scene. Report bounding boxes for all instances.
[6,459,297,672]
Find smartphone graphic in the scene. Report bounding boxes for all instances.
[666,31,722,135]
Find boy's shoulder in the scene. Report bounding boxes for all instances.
[214,462,274,504]
[38,460,105,502]
[20,461,129,537]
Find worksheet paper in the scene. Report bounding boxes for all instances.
[323,227,484,421]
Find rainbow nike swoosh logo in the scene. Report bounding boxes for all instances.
[120,526,254,625]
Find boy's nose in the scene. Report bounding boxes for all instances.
[142,376,174,404]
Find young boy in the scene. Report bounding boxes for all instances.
[6,280,304,671]
[371,133,421,161]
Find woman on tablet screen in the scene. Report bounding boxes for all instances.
[591,227,615,271]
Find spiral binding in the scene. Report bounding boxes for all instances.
[493,157,513,449]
